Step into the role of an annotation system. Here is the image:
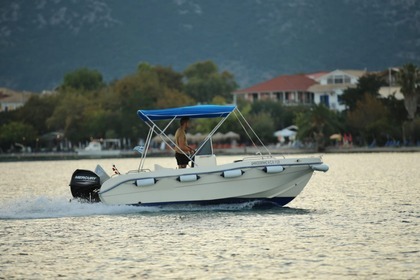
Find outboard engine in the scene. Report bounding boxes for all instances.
[69,169,101,202]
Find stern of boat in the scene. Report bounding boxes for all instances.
[69,165,110,203]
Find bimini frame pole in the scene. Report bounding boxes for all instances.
[233,108,273,157]
[191,110,234,158]
[138,126,154,171]
[138,115,181,170]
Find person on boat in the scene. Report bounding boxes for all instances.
[175,117,195,168]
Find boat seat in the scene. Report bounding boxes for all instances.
[95,164,110,184]
[194,154,217,167]
[155,164,172,171]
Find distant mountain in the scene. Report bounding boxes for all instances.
[1,0,419,91]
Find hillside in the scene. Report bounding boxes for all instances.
[0,0,419,91]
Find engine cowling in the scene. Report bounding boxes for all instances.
[69,169,101,202]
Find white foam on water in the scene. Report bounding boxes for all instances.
[0,196,258,220]
[0,196,143,220]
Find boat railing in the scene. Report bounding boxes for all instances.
[241,155,276,161]
[127,169,151,174]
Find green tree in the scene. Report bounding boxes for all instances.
[0,121,37,151]
[403,117,420,144]
[46,93,93,142]
[15,94,59,135]
[381,94,407,124]
[251,100,301,131]
[156,88,194,108]
[111,69,163,140]
[295,104,342,152]
[347,93,392,146]
[380,94,407,142]
[61,68,105,92]
[194,107,274,146]
[396,63,420,120]
[138,62,183,84]
[83,107,115,139]
[154,65,184,92]
[340,73,385,111]
[247,112,276,144]
[184,61,238,103]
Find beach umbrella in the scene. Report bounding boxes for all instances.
[212,132,225,142]
[40,131,64,141]
[223,131,240,140]
[329,134,342,140]
[274,128,297,138]
[152,134,164,143]
[190,132,206,143]
[152,133,175,143]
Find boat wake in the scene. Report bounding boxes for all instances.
[0,196,140,220]
[0,196,272,220]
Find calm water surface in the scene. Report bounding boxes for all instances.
[0,153,419,279]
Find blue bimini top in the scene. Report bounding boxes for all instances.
[137,105,236,121]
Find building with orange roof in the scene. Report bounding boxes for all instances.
[233,69,368,111]
[233,73,318,105]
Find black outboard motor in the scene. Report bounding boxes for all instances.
[69,169,101,202]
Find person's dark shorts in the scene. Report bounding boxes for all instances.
[175,152,190,166]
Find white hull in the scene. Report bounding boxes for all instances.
[98,156,327,206]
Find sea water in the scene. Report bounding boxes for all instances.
[0,153,418,279]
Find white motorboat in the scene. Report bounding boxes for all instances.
[77,139,121,157]
[69,105,328,207]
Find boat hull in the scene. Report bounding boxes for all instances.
[98,157,325,207]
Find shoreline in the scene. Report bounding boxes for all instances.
[1,146,419,162]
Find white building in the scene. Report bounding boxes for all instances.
[0,88,33,112]
[308,70,367,111]
[233,69,367,112]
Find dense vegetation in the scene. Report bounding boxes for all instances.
[0,61,419,153]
